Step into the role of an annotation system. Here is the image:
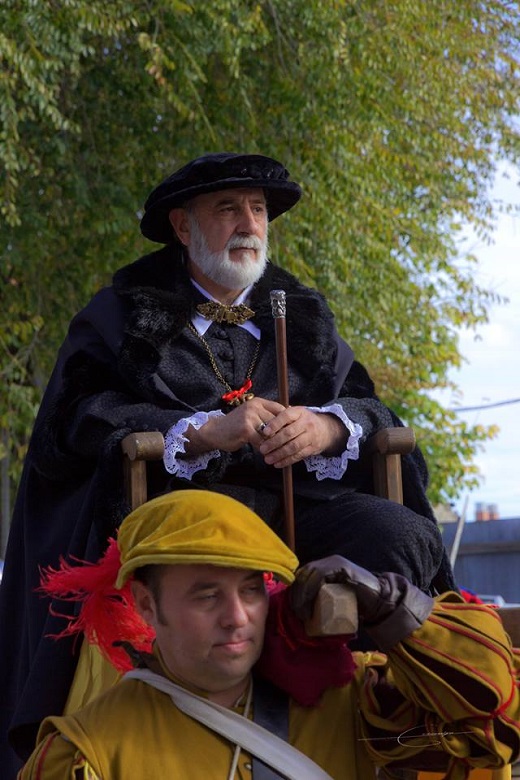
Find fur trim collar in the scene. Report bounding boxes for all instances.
[113,247,342,381]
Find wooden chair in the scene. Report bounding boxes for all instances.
[121,428,518,780]
[121,425,417,510]
[121,425,520,637]
[120,426,418,637]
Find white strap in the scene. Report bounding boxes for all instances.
[124,669,333,780]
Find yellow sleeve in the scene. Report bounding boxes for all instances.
[18,730,101,780]
[358,593,520,778]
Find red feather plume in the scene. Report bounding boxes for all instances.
[38,538,155,672]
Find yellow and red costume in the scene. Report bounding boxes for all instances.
[19,594,520,780]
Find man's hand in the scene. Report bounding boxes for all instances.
[258,406,348,468]
[183,401,348,467]
[289,555,433,651]
[183,397,286,455]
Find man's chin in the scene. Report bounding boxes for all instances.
[213,265,266,290]
[228,248,258,262]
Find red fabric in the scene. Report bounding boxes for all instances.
[459,587,485,605]
[38,538,154,672]
[256,581,357,706]
[35,733,59,780]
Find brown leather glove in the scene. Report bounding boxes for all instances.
[289,554,434,652]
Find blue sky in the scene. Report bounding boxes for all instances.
[437,163,520,521]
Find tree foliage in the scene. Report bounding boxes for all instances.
[2,0,520,512]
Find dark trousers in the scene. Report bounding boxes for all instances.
[292,491,444,592]
[211,480,446,592]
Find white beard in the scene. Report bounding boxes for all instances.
[187,212,269,290]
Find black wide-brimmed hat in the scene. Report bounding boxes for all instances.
[140,152,302,243]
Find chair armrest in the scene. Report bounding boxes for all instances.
[364,427,416,504]
[121,432,165,511]
[364,426,416,457]
[121,431,165,462]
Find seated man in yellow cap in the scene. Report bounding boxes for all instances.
[19,490,520,780]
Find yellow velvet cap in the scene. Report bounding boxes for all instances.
[115,490,298,588]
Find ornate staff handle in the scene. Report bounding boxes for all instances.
[270,290,295,551]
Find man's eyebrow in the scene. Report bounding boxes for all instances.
[214,195,266,207]
[246,570,264,578]
[212,195,238,207]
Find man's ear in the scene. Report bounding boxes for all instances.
[131,580,157,627]
[169,207,190,246]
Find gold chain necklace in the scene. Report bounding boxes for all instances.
[187,322,261,406]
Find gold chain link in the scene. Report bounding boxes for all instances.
[186,323,260,394]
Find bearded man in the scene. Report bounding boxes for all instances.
[0,152,455,776]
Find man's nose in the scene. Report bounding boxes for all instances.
[236,205,260,235]
[220,594,249,627]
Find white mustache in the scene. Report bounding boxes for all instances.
[226,235,263,251]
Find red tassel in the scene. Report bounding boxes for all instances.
[38,538,155,672]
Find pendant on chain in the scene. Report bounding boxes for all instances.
[222,380,255,406]
[187,323,259,408]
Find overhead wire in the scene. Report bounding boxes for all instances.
[450,397,520,412]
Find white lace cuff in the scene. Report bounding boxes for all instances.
[163,410,225,479]
[303,403,363,481]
